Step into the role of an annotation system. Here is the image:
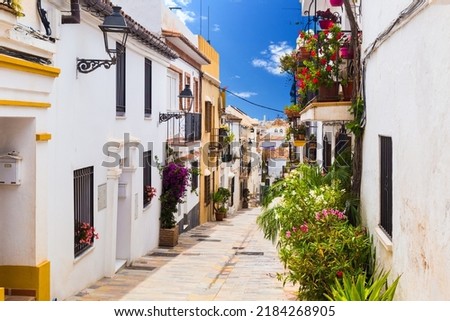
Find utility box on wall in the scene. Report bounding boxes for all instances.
[0,153,22,185]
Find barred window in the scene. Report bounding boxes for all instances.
[74,166,94,257]
[144,58,152,116]
[380,136,393,238]
[204,175,211,205]
[143,151,152,207]
[116,42,126,116]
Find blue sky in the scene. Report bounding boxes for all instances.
[164,0,309,121]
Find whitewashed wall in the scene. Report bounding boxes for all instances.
[45,6,172,299]
[361,2,450,300]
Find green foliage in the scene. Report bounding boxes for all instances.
[279,51,297,77]
[278,209,372,300]
[346,98,365,137]
[325,270,401,301]
[257,164,346,243]
[212,187,231,213]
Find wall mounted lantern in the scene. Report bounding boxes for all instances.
[77,6,129,74]
[159,84,194,123]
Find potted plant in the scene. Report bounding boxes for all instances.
[75,221,99,246]
[295,123,307,140]
[144,185,157,205]
[340,60,354,101]
[296,29,315,62]
[316,9,339,30]
[212,187,231,221]
[219,124,235,146]
[284,104,301,119]
[297,24,343,102]
[158,161,190,246]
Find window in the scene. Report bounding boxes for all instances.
[143,151,152,207]
[205,101,212,133]
[116,42,126,116]
[185,113,202,142]
[74,166,94,257]
[230,177,235,207]
[191,161,199,191]
[204,175,211,205]
[193,79,199,112]
[380,136,393,238]
[144,58,152,117]
[167,70,178,111]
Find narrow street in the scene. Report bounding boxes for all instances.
[67,207,297,301]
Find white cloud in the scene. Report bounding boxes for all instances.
[234,91,257,99]
[164,0,195,25]
[212,24,220,32]
[252,41,293,76]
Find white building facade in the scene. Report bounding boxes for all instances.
[0,0,208,300]
[360,0,450,300]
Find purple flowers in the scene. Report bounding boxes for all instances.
[160,161,191,228]
[162,162,190,201]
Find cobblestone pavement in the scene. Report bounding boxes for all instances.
[67,207,297,301]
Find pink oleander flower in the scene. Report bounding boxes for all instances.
[285,231,291,238]
[300,223,309,233]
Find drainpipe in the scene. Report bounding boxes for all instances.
[62,0,80,24]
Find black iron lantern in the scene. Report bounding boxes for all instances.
[159,84,195,123]
[77,6,130,74]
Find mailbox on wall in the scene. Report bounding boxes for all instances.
[0,152,22,185]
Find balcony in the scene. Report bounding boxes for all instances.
[167,112,201,146]
[299,100,352,122]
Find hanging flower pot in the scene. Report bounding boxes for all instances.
[297,47,311,61]
[330,0,344,6]
[319,19,334,30]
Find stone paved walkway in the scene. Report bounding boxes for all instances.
[67,207,297,301]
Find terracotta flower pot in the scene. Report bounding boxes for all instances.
[342,81,354,101]
[318,82,340,102]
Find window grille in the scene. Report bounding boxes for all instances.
[116,43,126,116]
[74,166,94,257]
[380,136,393,238]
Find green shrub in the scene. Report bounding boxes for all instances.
[278,209,372,301]
[257,165,346,243]
[325,270,401,301]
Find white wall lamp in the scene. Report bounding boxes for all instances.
[77,6,129,74]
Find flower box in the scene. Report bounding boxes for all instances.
[159,226,179,247]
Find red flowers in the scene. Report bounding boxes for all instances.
[336,271,344,278]
[75,222,99,245]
